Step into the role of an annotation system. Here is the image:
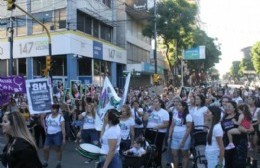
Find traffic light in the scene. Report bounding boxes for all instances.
[7,0,16,10]
[46,56,51,71]
[153,73,160,84]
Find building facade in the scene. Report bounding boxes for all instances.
[0,0,166,88]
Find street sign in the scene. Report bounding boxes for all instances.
[183,46,206,60]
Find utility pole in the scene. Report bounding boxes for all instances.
[153,0,157,74]
[8,14,14,76]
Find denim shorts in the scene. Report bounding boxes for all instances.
[171,131,191,150]
[44,131,63,147]
[81,129,99,144]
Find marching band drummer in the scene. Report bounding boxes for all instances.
[98,109,122,168]
[78,102,99,145]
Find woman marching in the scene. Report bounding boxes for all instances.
[205,106,225,168]
[143,97,169,167]
[221,101,248,168]
[78,102,99,145]
[0,111,42,168]
[98,109,122,168]
[119,105,135,153]
[42,104,66,168]
[168,101,193,168]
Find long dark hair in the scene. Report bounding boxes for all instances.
[207,106,222,145]
[238,104,252,121]
[180,101,189,125]
[223,100,238,119]
[107,109,120,125]
[196,94,206,107]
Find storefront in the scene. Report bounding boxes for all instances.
[0,31,127,87]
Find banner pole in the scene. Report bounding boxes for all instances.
[181,50,184,87]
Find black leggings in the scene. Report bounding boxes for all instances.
[145,129,166,166]
[225,138,247,168]
[34,125,46,148]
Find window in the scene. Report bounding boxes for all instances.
[85,15,92,34]
[0,60,7,76]
[51,56,67,76]
[16,16,26,36]
[77,11,92,35]
[78,57,92,76]
[33,57,45,76]
[101,23,112,42]
[0,19,8,38]
[94,60,110,76]
[77,11,85,32]
[93,19,99,38]
[18,58,26,76]
[55,8,67,30]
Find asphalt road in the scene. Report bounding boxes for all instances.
[0,133,259,168]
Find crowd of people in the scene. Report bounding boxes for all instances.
[0,82,260,168]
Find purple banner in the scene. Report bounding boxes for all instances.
[0,76,26,93]
[0,93,10,106]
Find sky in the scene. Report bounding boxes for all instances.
[199,0,260,76]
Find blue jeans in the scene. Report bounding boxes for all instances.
[97,153,122,168]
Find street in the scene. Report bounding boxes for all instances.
[0,133,259,168]
[0,134,95,168]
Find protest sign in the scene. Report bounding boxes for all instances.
[26,78,53,114]
[0,76,26,93]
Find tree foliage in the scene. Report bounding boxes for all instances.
[142,0,197,74]
[230,61,241,78]
[238,57,254,75]
[187,28,221,72]
[251,41,260,74]
[142,0,221,78]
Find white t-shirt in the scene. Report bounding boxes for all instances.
[120,117,135,140]
[81,112,95,130]
[232,96,243,105]
[100,125,121,155]
[146,108,169,133]
[205,123,223,152]
[191,106,208,129]
[173,112,192,133]
[131,108,144,128]
[46,114,64,134]
[129,147,146,156]
[188,105,196,117]
[252,107,260,122]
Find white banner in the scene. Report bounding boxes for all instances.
[95,77,121,131]
[26,78,53,115]
[118,73,131,110]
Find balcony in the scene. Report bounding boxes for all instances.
[125,1,150,20]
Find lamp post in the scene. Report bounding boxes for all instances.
[7,13,14,76]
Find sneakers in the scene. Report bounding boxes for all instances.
[225,143,235,150]
[42,162,48,168]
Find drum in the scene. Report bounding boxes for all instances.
[77,143,101,160]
